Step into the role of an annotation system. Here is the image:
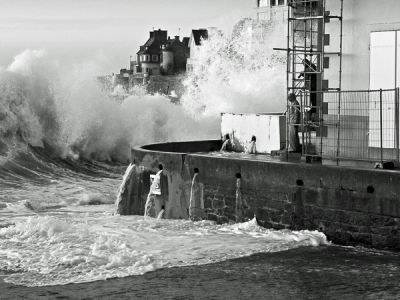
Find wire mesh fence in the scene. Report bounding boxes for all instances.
[297,88,400,163]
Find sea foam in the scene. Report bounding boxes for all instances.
[0,213,329,287]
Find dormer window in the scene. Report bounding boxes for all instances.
[152,55,158,62]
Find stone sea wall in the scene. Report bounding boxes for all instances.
[117,140,400,250]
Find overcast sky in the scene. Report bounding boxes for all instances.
[0,0,255,72]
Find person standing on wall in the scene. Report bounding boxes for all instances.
[246,135,257,154]
[288,93,301,153]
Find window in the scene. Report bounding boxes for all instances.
[145,55,150,61]
[278,0,285,5]
[271,0,276,6]
[152,55,158,62]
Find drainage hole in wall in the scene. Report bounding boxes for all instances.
[194,168,199,173]
[296,179,304,186]
[158,164,163,170]
[236,173,241,179]
[367,185,374,194]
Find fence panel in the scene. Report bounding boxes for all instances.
[301,88,400,163]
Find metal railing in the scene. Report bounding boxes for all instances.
[296,88,400,164]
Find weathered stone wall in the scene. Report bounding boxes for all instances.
[120,140,400,250]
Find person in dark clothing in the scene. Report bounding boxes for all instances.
[298,58,317,117]
[220,133,233,152]
[288,93,301,152]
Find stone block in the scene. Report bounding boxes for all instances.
[245,194,269,208]
[371,234,387,248]
[271,210,285,223]
[224,196,236,208]
[204,208,214,214]
[207,213,219,223]
[212,199,225,209]
[218,216,229,224]
[381,198,400,217]
[353,195,371,214]
[225,212,237,222]
[204,195,213,208]
[383,217,398,227]
[271,222,287,230]
[386,234,400,249]
[265,199,285,211]
[369,214,386,227]
[332,230,355,245]
[367,197,381,214]
[309,205,327,220]
[303,189,319,205]
[352,232,372,245]
[243,209,255,221]
[223,205,236,215]
[351,213,371,227]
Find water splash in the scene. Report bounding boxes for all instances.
[181,19,287,118]
[114,163,135,215]
[189,172,204,220]
[0,51,210,162]
[156,208,165,219]
[144,169,163,218]
[235,177,242,222]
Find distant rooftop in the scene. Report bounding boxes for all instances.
[191,29,208,46]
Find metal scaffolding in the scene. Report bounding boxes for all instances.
[275,0,343,159]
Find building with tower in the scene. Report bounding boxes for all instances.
[133,29,189,76]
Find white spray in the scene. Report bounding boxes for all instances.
[144,169,163,218]
[0,18,287,162]
[114,163,135,214]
